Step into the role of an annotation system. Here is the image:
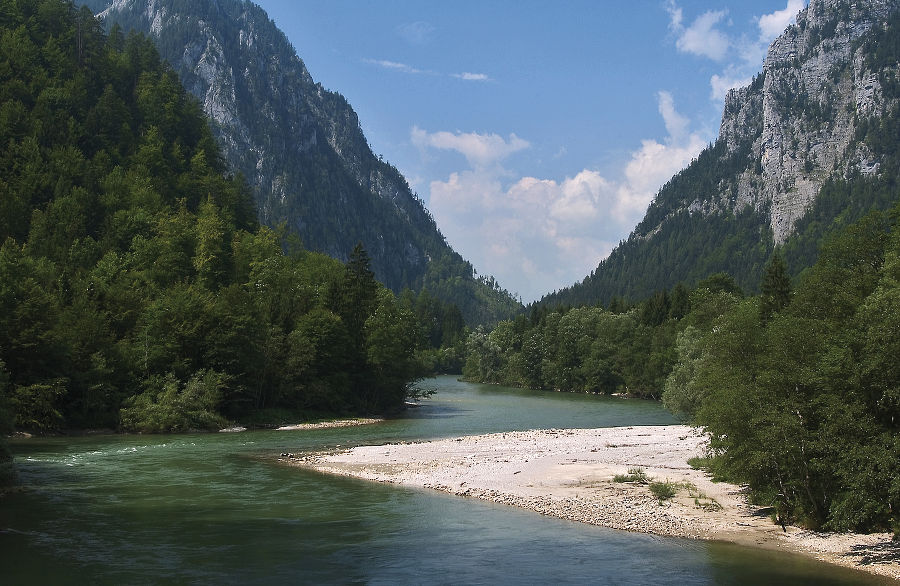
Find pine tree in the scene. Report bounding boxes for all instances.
[340,242,378,339]
[759,250,792,323]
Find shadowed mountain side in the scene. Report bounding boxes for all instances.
[84,0,521,324]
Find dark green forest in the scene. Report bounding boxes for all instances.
[0,0,465,438]
[465,206,900,535]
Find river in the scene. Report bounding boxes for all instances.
[0,376,888,584]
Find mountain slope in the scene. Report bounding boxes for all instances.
[83,0,521,324]
[541,0,900,308]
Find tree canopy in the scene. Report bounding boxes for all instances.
[0,0,461,433]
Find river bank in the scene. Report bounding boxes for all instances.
[293,425,899,581]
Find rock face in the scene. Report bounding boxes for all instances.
[85,0,520,322]
[676,0,899,244]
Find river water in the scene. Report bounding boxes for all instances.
[0,377,888,584]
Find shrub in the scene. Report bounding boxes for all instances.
[613,468,650,484]
[120,370,228,433]
[649,480,677,502]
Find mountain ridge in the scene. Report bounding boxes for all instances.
[83,0,521,324]
[540,0,900,308]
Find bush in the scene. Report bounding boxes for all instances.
[120,370,228,433]
[649,480,677,502]
[613,468,650,484]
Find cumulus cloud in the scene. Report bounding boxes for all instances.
[669,8,731,61]
[411,127,529,169]
[426,167,618,300]
[416,93,707,302]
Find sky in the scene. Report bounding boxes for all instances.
[253,0,807,302]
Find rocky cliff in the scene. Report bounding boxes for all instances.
[713,0,897,244]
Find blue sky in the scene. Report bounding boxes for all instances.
[254,0,807,302]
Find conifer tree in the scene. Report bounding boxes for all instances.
[340,242,378,339]
[759,250,792,323]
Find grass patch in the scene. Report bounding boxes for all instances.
[649,480,677,502]
[616,470,722,509]
[612,467,650,484]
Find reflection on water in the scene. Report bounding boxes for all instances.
[0,377,889,585]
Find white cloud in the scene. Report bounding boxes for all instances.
[416,93,707,302]
[411,127,529,169]
[665,0,683,31]
[364,59,426,75]
[657,90,689,140]
[759,0,805,42]
[365,59,492,83]
[426,167,617,301]
[617,130,707,222]
[451,72,492,82]
[675,9,730,61]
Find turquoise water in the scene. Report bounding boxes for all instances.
[0,377,889,584]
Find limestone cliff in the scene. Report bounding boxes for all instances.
[712,0,898,243]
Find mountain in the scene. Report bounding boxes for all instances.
[541,0,900,308]
[81,0,521,324]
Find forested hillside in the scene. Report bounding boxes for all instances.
[541,0,900,309]
[0,0,448,434]
[79,0,521,325]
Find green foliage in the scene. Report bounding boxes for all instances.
[0,1,435,432]
[677,207,900,534]
[10,380,66,431]
[613,468,649,484]
[758,250,792,323]
[649,480,677,503]
[463,292,682,399]
[120,370,228,433]
[364,289,422,412]
[661,326,705,417]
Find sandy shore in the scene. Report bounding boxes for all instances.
[291,425,899,581]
